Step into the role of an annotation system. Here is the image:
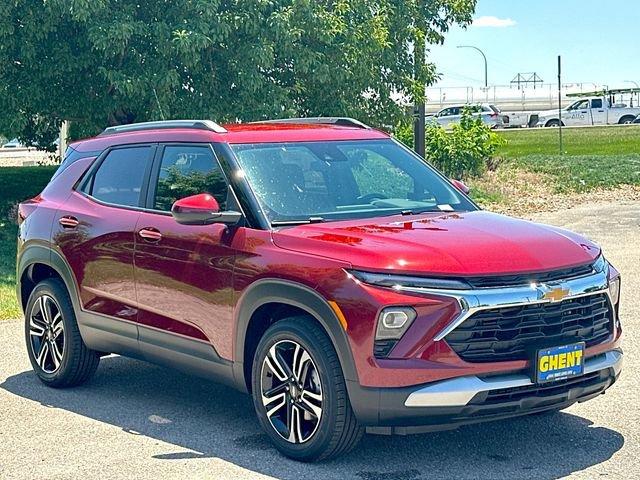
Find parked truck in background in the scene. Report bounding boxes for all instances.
[536,96,640,127]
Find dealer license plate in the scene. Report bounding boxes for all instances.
[536,342,585,383]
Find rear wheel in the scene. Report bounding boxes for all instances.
[25,278,100,387]
[619,115,635,125]
[545,119,561,127]
[251,316,363,462]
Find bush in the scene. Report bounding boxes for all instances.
[392,121,414,149]
[424,109,505,179]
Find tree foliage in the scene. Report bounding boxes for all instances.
[0,0,475,147]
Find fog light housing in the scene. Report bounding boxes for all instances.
[375,307,417,340]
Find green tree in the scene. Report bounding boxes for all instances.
[0,0,475,148]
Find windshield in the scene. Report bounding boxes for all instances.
[230,139,477,225]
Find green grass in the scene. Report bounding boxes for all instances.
[0,166,57,320]
[496,125,640,157]
[487,125,640,194]
[511,154,640,193]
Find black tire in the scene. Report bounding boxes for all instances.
[24,278,99,388]
[251,316,363,462]
[545,119,561,127]
[619,116,635,125]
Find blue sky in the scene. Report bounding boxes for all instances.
[428,0,639,89]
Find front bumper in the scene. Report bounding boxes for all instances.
[349,350,622,433]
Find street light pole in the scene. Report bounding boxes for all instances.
[457,45,488,88]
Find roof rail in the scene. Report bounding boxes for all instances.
[100,120,227,136]
[255,117,370,129]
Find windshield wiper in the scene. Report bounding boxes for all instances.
[271,216,325,227]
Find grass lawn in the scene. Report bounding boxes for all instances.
[470,125,640,208]
[497,124,640,157]
[0,166,57,320]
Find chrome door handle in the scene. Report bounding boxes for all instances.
[59,216,79,228]
[138,227,162,242]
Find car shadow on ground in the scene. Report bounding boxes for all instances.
[1,355,624,480]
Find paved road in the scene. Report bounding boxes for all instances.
[1,201,638,480]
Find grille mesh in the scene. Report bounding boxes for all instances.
[446,293,612,363]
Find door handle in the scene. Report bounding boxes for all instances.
[138,227,162,242]
[59,216,79,228]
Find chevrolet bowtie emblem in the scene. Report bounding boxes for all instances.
[537,284,570,302]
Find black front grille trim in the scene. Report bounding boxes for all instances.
[374,340,397,358]
[446,293,613,363]
[470,370,606,405]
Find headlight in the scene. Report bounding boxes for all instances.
[593,254,607,273]
[376,307,417,340]
[347,270,470,290]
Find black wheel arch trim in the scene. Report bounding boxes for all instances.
[17,244,81,313]
[233,279,360,393]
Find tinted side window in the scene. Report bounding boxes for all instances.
[90,146,152,207]
[153,145,228,211]
[591,98,603,109]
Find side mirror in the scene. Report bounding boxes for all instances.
[171,193,242,226]
[450,179,470,195]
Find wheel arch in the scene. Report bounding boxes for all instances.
[618,115,635,124]
[545,118,563,127]
[233,279,359,394]
[18,245,81,315]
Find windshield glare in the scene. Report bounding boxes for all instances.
[230,139,476,224]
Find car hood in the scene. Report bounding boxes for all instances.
[272,211,600,276]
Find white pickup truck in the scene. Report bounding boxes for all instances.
[535,96,640,127]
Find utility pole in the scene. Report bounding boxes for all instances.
[457,45,487,88]
[557,56,563,155]
[413,33,426,157]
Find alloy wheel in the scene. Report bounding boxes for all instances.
[260,340,323,444]
[29,295,65,374]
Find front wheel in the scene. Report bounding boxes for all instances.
[25,278,100,387]
[251,316,363,462]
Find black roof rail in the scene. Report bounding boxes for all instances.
[99,120,227,136]
[254,117,370,129]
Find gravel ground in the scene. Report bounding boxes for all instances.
[0,201,638,480]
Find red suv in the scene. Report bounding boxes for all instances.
[16,119,622,461]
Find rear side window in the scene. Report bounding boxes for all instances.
[591,99,603,109]
[87,146,153,207]
[153,145,229,211]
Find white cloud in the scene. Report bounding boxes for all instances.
[472,16,517,28]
